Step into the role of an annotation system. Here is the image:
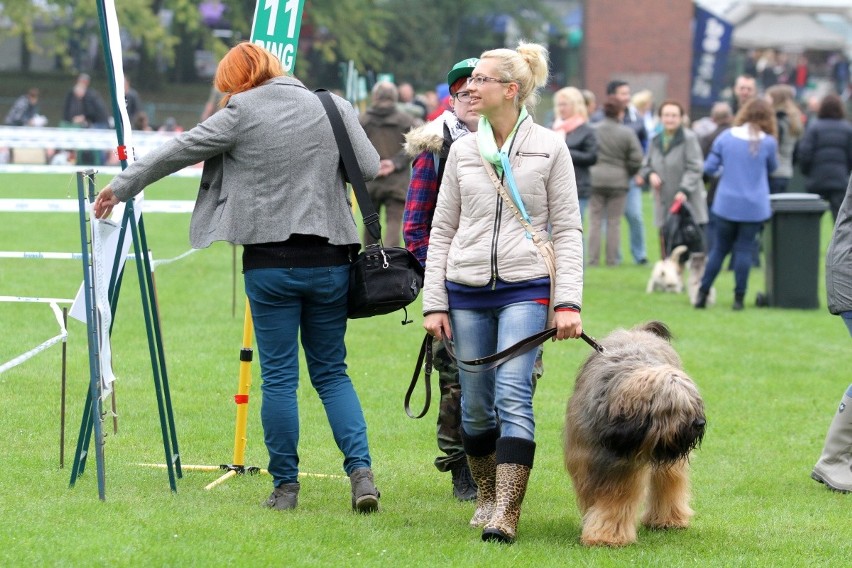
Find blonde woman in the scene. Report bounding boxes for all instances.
[631,88,657,138]
[765,84,803,194]
[423,41,583,544]
[553,86,597,218]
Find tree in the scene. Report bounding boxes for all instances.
[376,0,561,91]
[0,0,561,89]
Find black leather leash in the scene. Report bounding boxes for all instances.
[404,328,605,418]
[404,334,433,418]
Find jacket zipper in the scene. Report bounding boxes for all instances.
[516,151,550,158]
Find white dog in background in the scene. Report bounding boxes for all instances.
[646,245,717,306]
[646,245,688,294]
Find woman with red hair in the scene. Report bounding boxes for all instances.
[94,42,382,513]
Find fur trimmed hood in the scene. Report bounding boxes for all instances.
[404,111,454,157]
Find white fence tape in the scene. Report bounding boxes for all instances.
[0,300,69,375]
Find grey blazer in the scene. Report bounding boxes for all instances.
[110,76,380,248]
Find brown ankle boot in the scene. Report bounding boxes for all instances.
[349,467,380,513]
[482,437,535,544]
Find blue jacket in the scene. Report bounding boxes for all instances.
[704,125,777,222]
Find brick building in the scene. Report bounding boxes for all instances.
[583,0,695,113]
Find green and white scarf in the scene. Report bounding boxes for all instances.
[476,107,528,177]
[477,107,533,232]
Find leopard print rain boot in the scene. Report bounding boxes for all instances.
[482,437,535,544]
[462,428,499,527]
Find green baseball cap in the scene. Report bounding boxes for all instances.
[447,57,479,88]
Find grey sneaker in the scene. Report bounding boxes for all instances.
[349,467,380,513]
[263,482,300,510]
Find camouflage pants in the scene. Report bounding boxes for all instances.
[433,338,543,472]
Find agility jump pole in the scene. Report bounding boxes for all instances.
[205,299,265,489]
[142,298,344,485]
[141,299,266,485]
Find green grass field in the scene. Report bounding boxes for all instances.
[0,172,849,566]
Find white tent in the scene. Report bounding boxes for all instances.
[732,12,847,50]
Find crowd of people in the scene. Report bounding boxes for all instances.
[14,39,852,541]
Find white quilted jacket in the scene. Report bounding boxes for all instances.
[423,116,584,313]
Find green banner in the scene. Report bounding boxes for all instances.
[250,0,306,73]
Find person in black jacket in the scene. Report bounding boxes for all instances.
[797,94,852,221]
[552,86,597,221]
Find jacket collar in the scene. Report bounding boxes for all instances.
[654,127,685,153]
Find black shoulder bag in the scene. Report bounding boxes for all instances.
[315,90,424,324]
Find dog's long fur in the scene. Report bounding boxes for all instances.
[564,321,705,547]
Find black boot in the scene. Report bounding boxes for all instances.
[694,288,709,309]
[733,293,745,311]
[450,461,478,502]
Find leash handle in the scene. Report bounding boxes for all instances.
[404,334,433,419]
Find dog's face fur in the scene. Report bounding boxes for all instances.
[646,245,688,294]
[570,321,705,465]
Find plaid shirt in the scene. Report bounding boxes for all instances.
[403,150,440,267]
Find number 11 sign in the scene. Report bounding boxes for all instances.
[250,0,306,73]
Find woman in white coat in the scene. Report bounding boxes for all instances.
[422,41,584,544]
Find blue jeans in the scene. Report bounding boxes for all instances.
[701,213,763,296]
[578,196,589,223]
[450,302,547,442]
[244,266,371,486]
[841,312,852,338]
[624,180,647,263]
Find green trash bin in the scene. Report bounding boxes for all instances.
[760,193,829,309]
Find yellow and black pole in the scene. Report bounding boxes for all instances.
[232,299,254,470]
[204,299,267,489]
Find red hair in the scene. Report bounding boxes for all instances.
[214,42,283,107]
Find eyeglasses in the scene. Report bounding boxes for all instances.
[453,91,471,102]
[466,75,511,87]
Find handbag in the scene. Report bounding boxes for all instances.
[315,90,424,323]
[481,155,557,325]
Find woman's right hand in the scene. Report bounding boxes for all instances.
[424,312,452,341]
[93,185,120,219]
[649,172,663,191]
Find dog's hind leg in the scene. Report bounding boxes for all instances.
[641,461,694,529]
[579,471,646,547]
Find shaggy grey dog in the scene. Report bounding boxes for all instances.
[564,321,706,546]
